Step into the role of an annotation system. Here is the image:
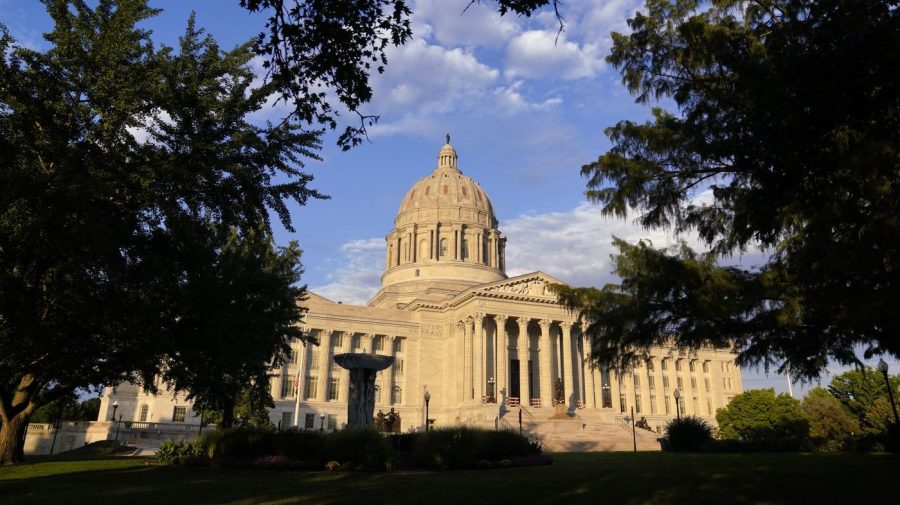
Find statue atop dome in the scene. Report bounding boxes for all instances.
[445,133,450,144]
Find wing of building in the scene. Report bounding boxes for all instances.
[98,140,743,438]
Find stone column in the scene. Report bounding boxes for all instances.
[337,332,350,402]
[516,318,530,405]
[538,319,553,405]
[272,365,284,400]
[473,313,485,401]
[462,320,472,400]
[411,226,417,262]
[387,336,397,405]
[297,338,309,399]
[489,232,497,268]
[561,321,575,405]
[433,224,440,261]
[495,315,508,403]
[318,329,333,401]
[395,236,401,266]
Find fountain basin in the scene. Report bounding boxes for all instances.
[333,353,396,429]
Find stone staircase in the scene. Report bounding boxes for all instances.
[466,405,662,452]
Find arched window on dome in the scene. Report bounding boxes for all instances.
[440,238,448,257]
[461,238,468,260]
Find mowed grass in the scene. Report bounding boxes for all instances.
[1,452,897,505]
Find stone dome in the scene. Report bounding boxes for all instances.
[395,142,496,228]
[370,138,507,308]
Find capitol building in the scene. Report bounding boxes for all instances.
[99,140,743,440]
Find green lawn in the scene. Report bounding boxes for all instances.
[1,452,896,505]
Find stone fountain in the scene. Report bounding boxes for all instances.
[333,353,396,428]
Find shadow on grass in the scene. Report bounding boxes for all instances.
[1,452,898,505]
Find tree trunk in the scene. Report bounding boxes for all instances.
[0,413,29,465]
[221,396,235,429]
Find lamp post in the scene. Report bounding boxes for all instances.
[488,377,495,403]
[320,414,326,431]
[111,400,119,421]
[424,390,431,432]
[673,388,682,420]
[114,414,122,444]
[877,358,899,424]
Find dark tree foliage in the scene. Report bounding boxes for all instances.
[239,0,559,148]
[162,228,305,429]
[29,395,101,424]
[556,0,900,378]
[0,0,322,464]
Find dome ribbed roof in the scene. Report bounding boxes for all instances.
[397,141,495,221]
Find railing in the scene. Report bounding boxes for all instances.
[519,405,536,421]
[576,400,585,409]
[530,398,542,408]
[506,397,520,407]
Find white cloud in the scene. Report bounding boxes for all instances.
[411,0,520,48]
[309,238,384,305]
[505,30,604,80]
[502,202,697,287]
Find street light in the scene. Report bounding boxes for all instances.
[320,414,326,431]
[488,377,496,403]
[877,359,899,424]
[424,390,431,432]
[114,414,122,444]
[673,388,682,420]
[111,400,119,421]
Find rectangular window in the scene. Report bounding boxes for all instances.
[663,376,670,389]
[305,413,315,429]
[650,395,657,414]
[374,336,384,352]
[328,377,340,400]
[691,377,698,389]
[722,378,728,390]
[677,377,684,389]
[689,360,696,373]
[602,386,612,409]
[282,374,297,398]
[661,360,668,371]
[619,393,627,413]
[646,360,654,372]
[693,397,699,414]
[633,374,640,387]
[309,349,320,370]
[395,359,404,376]
[648,375,655,390]
[333,333,343,348]
[727,378,733,390]
[305,376,318,399]
[675,360,682,372]
[395,339,403,353]
[702,361,709,373]
[172,406,186,423]
[391,387,402,404]
[327,414,337,430]
[281,411,293,429]
[704,378,711,392]
[634,394,642,414]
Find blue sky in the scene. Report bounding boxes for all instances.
[6,0,897,396]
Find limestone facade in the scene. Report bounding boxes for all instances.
[99,141,743,434]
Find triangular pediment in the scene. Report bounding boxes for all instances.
[476,271,566,298]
